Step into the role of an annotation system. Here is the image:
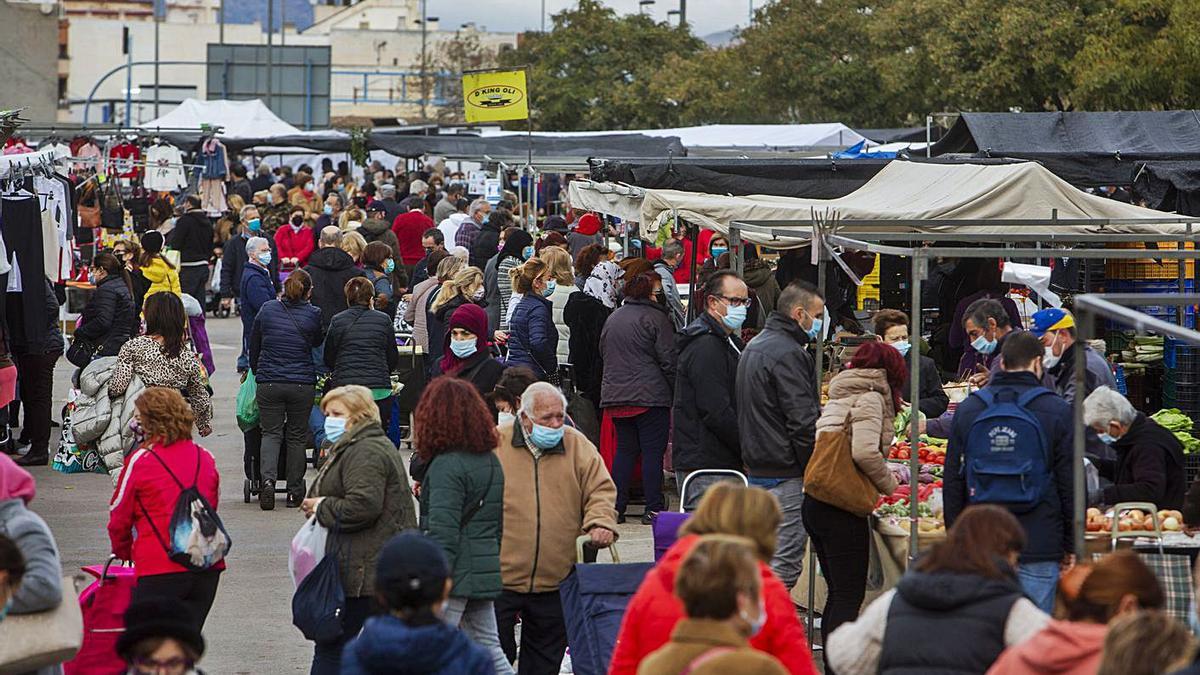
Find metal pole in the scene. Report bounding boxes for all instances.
[420,0,428,120]
[541,0,546,32]
[686,218,699,323]
[806,227,827,652]
[909,251,925,561]
[926,115,932,158]
[83,60,202,126]
[280,0,286,46]
[124,33,133,125]
[1072,319,1088,558]
[219,0,225,44]
[266,0,274,111]
[679,0,686,25]
[154,6,160,118]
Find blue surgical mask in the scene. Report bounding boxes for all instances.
[741,599,767,638]
[891,340,911,357]
[266,193,275,205]
[384,259,395,274]
[323,204,334,215]
[497,412,515,429]
[529,422,564,449]
[247,218,262,232]
[710,246,728,258]
[972,333,998,354]
[722,304,747,330]
[450,337,477,358]
[542,280,556,297]
[1099,432,1118,445]
[804,311,823,341]
[256,251,272,266]
[522,245,534,260]
[324,416,347,443]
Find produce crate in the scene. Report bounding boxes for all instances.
[1106,331,1135,356]
[1107,306,1196,331]
[1125,370,1148,413]
[1186,454,1200,487]
[1105,241,1197,280]
[856,283,880,311]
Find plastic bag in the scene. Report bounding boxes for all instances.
[290,515,328,588]
[236,370,259,432]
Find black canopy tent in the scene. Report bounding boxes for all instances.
[930,111,1200,187]
[367,132,684,161]
[1134,160,1200,216]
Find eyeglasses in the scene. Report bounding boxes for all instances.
[713,294,751,307]
[130,656,194,674]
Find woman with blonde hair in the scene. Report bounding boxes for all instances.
[505,258,558,380]
[537,246,575,364]
[406,251,457,351]
[427,266,484,362]
[302,384,417,674]
[340,230,368,266]
[1096,610,1195,675]
[609,483,816,675]
[339,208,366,231]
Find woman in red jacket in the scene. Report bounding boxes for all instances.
[607,483,818,675]
[275,208,316,271]
[108,387,225,630]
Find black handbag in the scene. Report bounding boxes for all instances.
[66,337,98,368]
[292,523,345,643]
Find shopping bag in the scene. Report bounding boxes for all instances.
[236,370,260,432]
[292,547,345,643]
[64,558,136,675]
[0,576,83,674]
[803,413,879,517]
[52,400,106,475]
[290,516,329,588]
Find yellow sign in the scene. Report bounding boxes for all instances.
[462,69,529,123]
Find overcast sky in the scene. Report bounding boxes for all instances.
[431,0,763,39]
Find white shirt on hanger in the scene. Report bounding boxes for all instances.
[145,144,188,191]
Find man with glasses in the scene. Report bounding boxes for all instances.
[672,270,750,510]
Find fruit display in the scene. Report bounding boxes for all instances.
[888,441,945,465]
[1085,507,1184,533]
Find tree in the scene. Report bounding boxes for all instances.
[497,0,705,131]
[434,31,501,124]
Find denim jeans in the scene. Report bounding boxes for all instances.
[612,407,670,515]
[1018,560,1060,614]
[674,471,745,512]
[752,476,807,591]
[444,597,514,675]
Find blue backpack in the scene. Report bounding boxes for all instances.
[963,387,1054,511]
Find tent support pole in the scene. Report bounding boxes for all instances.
[730,223,743,276]
[1072,323,1088,559]
[909,250,924,562]
[686,218,699,323]
[806,221,827,653]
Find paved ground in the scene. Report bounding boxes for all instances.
[28,314,655,674]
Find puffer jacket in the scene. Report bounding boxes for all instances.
[549,282,573,363]
[342,615,492,675]
[599,298,677,408]
[250,298,324,384]
[987,619,1107,675]
[671,312,743,473]
[419,451,504,599]
[736,312,819,479]
[75,275,137,358]
[141,256,181,299]
[324,305,399,389]
[506,294,557,379]
[609,534,817,675]
[303,246,366,328]
[70,356,145,477]
[359,217,401,261]
[309,420,417,597]
[816,367,899,497]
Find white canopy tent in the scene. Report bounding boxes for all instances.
[482,123,870,151]
[569,161,1197,248]
[140,98,302,139]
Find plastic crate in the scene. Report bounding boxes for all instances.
[1105,241,1197,280]
[1105,279,1196,294]
[1107,306,1197,331]
[1186,454,1200,486]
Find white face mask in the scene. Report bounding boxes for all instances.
[1042,332,1062,370]
[497,412,515,428]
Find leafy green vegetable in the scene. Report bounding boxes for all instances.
[1152,408,1194,433]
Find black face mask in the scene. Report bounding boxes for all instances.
[654,291,667,307]
[291,216,304,226]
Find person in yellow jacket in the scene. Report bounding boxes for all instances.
[138,231,181,300]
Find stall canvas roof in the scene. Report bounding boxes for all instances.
[484,123,869,150]
[571,160,1197,248]
[929,111,1200,186]
[140,98,303,139]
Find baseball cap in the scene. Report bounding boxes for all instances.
[1029,308,1075,337]
[375,530,450,592]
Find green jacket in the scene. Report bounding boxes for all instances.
[419,451,505,599]
[310,420,417,597]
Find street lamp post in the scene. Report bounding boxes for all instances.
[638,0,654,14]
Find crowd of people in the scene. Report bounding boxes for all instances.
[5,156,1200,675]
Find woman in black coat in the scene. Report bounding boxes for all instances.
[427,266,485,373]
[564,260,620,416]
[75,251,138,360]
[439,303,504,403]
[324,277,400,429]
[873,309,949,418]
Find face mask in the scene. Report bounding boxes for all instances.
[722,304,747,330]
[711,246,728,258]
[542,280,556,297]
[256,251,272,266]
[1043,345,1061,370]
[450,337,477,358]
[266,193,275,205]
[972,333,998,355]
[529,422,564,449]
[323,204,334,215]
[384,259,395,274]
[324,416,347,443]
[891,340,911,357]
[0,597,10,623]
[801,310,822,341]
[522,245,534,260]
[472,287,485,301]
[291,215,304,227]
[89,272,100,285]
[497,412,515,428]
[1099,432,1118,445]
[740,599,767,638]
[247,218,261,232]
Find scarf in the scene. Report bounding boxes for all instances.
[584,261,622,309]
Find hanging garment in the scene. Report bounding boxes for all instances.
[74,142,102,174]
[200,138,228,180]
[144,144,188,191]
[109,142,141,179]
[0,196,48,345]
[200,178,226,216]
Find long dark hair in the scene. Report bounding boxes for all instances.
[143,292,188,358]
[916,505,1026,580]
[94,251,133,295]
[850,339,908,411]
[497,229,533,264]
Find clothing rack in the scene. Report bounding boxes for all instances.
[0,145,68,179]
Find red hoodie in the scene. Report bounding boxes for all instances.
[392,210,435,265]
[108,439,225,578]
[575,213,602,236]
[987,619,1107,675]
[275,223,316,268]
[607,534,817,675]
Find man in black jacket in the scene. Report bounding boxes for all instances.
[168,195,214,303]
[469,210,505,270]
[945,331,1074,613]
[673,270,747,510]
[1084,385,1185,510]
[376,184,404,224]
[303,226,367,330]
[736,280,825,590]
